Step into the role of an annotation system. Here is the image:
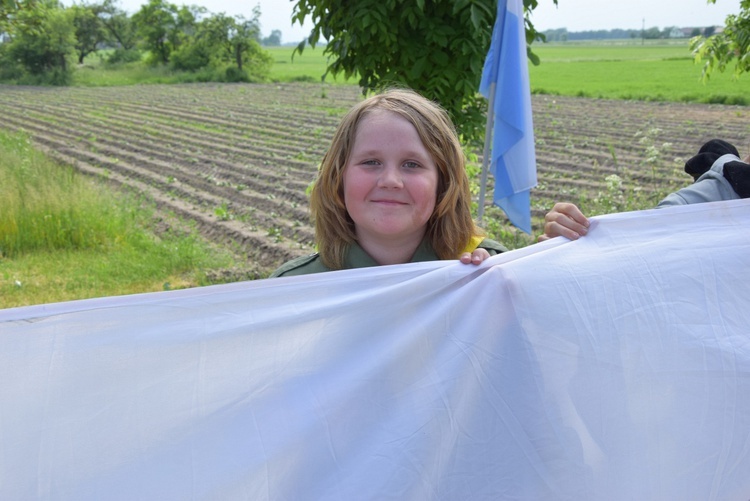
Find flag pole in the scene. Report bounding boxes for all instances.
[477,81,496,222]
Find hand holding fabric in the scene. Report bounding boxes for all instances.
[460,248,491,265]
[539,202,590,242]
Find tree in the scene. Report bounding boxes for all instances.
[262,28,281,46]
[1,0,30,28]
[641,26,662,39]
[691,0,750,79]
[70,2,106,64]
[131,0,198,64]
[202,12,257,71]
[98,0,138,51]
[1,0,76,84]
[171,7,272,81]
[225,16,269,74]
[292,0,557,145]
[131,0,175,63]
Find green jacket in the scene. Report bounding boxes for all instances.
[270,238,507,278]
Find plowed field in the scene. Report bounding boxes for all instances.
[1,83,747,274]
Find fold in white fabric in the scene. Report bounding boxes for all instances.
[2,199,749,500]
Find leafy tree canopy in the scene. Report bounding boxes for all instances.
[691,0,750,79]
[1,0,76,83]
[97,0,139,51]
[70,2,106,64]
[292,0,556,145]
[170,6,272,81]
[262,28,281,46]
[131,0,200,64]
[0,0,22,26]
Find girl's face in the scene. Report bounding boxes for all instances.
[343,110,439,248]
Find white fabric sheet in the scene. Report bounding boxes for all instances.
[1,199,750,500]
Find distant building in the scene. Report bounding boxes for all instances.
[669,26,722,38]
[669,27,686,38]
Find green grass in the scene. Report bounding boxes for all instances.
[266,45,358,84]
[531,39,692,62]
[529,42,748,105]
[272,40,747,105]
[73,60,244,87]
[73,46,358,87]
[74,48,271,87]
[0,129,242,308]
[265,40,748,105]
[70,42,747,106]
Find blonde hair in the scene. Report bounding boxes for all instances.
[310,88,483,269]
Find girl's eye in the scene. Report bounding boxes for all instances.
[363,159,380,166]
[403,161,420,169]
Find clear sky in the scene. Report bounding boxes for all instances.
[115,0,742,44]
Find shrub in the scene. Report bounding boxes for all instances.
[170,43,213,72]
[224,66,249,82]
[106,48,143,65]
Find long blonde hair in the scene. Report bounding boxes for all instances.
[310,88,482,269]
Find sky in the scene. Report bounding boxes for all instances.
[116,0,742,44]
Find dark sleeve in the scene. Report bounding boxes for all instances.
[478,238,508,255]
[270,254,330,277]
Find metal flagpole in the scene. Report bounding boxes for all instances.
[477,81,496,222]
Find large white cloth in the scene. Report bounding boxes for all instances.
[1,200,749,500]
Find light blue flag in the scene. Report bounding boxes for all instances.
[479,0,537,233]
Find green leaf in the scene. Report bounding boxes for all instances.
[527,47,540,66]
[431,49,449,66]
[408,56,428,79]
[470,5,481,32]
[452,0,470,15]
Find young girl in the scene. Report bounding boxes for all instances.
[271,89,506,277]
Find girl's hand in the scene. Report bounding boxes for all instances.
[460,248,491,265]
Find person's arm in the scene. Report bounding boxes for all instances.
[661,139,750,207]
[539,140,749,242]
[658,153,743,207]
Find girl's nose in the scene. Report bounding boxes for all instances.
[378,164,403,188]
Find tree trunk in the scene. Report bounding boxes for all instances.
[235,45,242,71]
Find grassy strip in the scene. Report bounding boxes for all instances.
[74,46,358,87]
[266,46,357,84]
[0,130,242,308]
[530,42,747,105]
[73,60,262,87]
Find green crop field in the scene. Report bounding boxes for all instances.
[267,46,356,84]
[529,42,747,104]
[267,41,748,105]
